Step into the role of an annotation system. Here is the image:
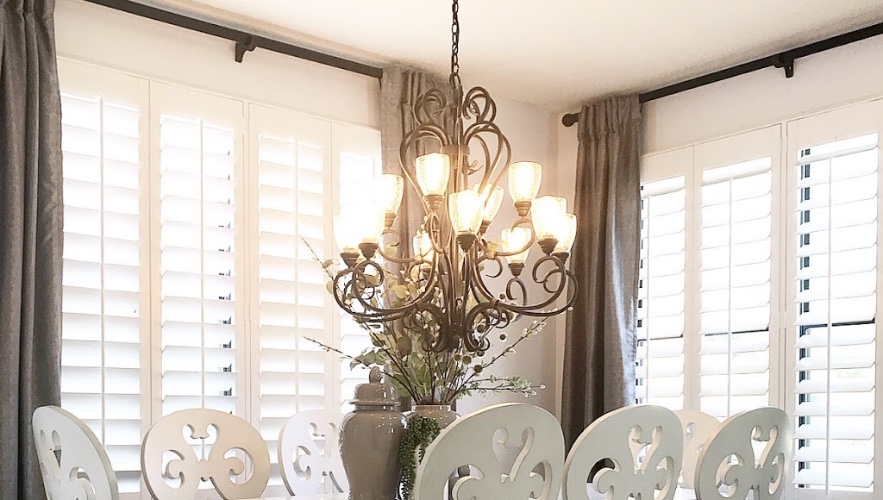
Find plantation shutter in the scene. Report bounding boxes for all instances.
[788,102,882,494]
[332,123,382,412]
[636,149,690,410]
[58,63,148,494]
[695,127,780,419]
[247,105,336,489]
[151,83,246,417]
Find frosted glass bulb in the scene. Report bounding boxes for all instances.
[416,153,450,196]
[334,214,360,253]
[532,196,566,240]
[554,213,577,253]
[474,184,504,222]
[357,206,385,244]
[412,230,434,261]
[502,227,532,264]
[508,161,542,203]
[378,174,404,214]
[448,190,483,234]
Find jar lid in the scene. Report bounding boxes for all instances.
[351,367,400,407]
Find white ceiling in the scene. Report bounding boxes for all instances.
[150,0,883,110]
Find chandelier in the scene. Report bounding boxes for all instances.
[331,0,577,353]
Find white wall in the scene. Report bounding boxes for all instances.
[56,0,565,416]
[554,31,883,415]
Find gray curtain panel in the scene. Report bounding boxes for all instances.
[0,0,64,497]
[561,96,641,449]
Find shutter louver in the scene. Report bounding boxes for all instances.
[793,133,878,492]
[60,93,144,493]
[256,130,333,487]
[698,158,773,418]
[160,114,241,416]
[636,176,687,410]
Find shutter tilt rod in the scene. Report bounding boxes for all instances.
[80,0,384,79]
[561,20,883,127]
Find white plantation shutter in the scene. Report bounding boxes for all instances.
[787,102,883,495]
[332,123,382,412]
[151,84,245,417]
[697,158,774,418]
[58,62,148,496]
[248,105,336,491]
[637,156,688,409]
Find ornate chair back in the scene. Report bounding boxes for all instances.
[278,409,347,495]
[562,405,684,500]
[140,408,270,499]
[675,409,720,490]
[413,403,565,500]
[33,405,120,500]
[695,407,792,500]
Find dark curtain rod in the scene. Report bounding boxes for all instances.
[562,21,883,127]
[81,0,384,79]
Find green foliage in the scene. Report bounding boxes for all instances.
[398,415,441,500]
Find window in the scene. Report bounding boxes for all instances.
[787,103,883,497]
[640,102,883,498]
[58,60,381,498]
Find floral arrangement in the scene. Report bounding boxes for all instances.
[304,239,547,406]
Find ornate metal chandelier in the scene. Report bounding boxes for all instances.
[331,0,577,353]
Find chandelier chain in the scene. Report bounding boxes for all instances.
[451,0,460,77]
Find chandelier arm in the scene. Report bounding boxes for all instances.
[465,122,512,194]
[475,219,536,258]
[469,256,501,301]
[505,277,529,307]
[462,86,497,123]
[334,259,444,320]
[414,88,451,129]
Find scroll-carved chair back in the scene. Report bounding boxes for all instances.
[414,403,565,500]
[33,405,120,500]
[675,409,720,490]
[563,405,684,500]
[278,409,347,495]
[141,408,270,499]
[695,407,792,500]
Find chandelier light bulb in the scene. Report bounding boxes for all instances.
[554,213,578,253]
[508,161,543,215]
[378,174,404,217]
[502,227,532,264]
[357,205,386,244]
[532,196,567,241]
[416,153,451,197]
[334,213,360,253]
[475,184,505,223]
[448,190,483,234]
[412,229,435,261]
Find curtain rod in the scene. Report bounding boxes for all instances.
[562,21,883,127]
[80,0,384,79]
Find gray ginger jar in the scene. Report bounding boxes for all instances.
[339,367,405,500]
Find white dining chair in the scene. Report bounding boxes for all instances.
[563,405,683,500]
[141,408,270,499]
[33,405,120,500]
[278,409,347,495]
[674,409,720,496]
[694,407,792,500]
[413,403,565,500]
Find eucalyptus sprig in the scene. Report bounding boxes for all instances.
[398,415,441,500]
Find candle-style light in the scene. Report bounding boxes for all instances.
[501,227,532,276]
[379,174,404,228]
[476,184,504,234]
[508,161,542,216]
[554,213,578,260]
[416,153,450,211]
[532,196,566,254]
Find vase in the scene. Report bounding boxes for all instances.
[406,404,464,498]
[340,367,405,500]
[407,404,458,429]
